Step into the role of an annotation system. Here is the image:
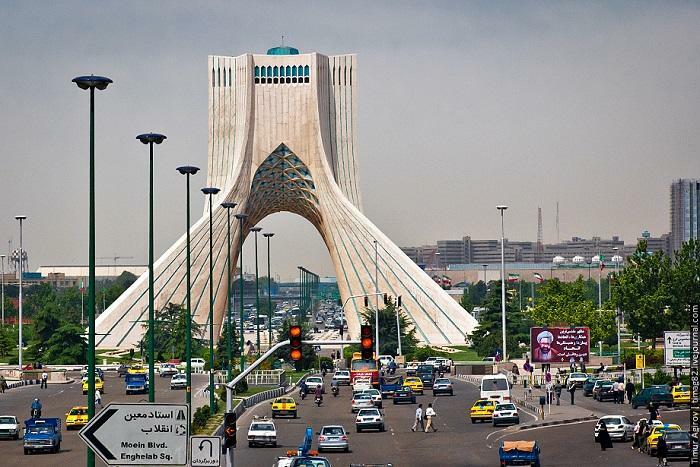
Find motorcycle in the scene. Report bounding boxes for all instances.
[299,388,307,400]
[331,385,339,397]
[315,396,323,407]
[31,408,41,419]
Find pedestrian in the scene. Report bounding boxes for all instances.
[569,356,576,373]
[656,434,668,466]
[95,389,102,408]
[0,374,6,394]
[612,380,620,404]
[597,362,605,375]
[424,403,437,432]
[595,421,613,451]
[625,380,635,404]
[633,419,647,451]
[617,380,626,404]
[579,357,586,374]
[568,379,576,405]
[411,404,424,432]
[648,403,659,423]
[511,364,519,385]
[554,380,562,406]
[40,371,48,389]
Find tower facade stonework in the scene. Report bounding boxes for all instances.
[95,47,477,348]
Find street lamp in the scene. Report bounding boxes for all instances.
[201,186,220,415]
[234,213,248,371]
[482,264,488,284]
[176,164,199,428]
[14,215,26,370]
[136,132,166,403]
[221,202,237,381]
[72,74,111,467]
[250,227,262,356]
[1,254,5,326]
[263,233,275,348]
[496,205,508,361]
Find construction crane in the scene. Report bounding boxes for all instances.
[98,255,134,277]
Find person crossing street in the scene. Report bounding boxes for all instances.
[424,403,438,432]
[411,404,424,432]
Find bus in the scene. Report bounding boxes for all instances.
[350,352,379,388]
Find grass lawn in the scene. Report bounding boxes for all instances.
[446,345,482,362]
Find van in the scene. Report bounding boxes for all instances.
[190,358,206,370]
[480,374,511,402]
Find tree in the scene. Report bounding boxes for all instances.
[670,239,700,329]
[27,301,62,358]
[140,303,204,362]
[612,240,673,348]
[468,280,531,358]
[43,323,87,364]
[359,303,419,357]
[528,277,616,344]
[215,320,239,371]
[0,326,15,357]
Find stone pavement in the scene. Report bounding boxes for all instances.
[510,383,600,428]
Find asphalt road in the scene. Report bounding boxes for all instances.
[0,370,208,466]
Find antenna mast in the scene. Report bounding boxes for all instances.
[555,201,560,243]
[536,207,544,262]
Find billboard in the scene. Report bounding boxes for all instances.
[530,327,590,363]
[663,331,690,367]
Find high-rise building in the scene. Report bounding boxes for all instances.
[670,178,700,255]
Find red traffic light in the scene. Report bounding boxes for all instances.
[360,324,373,360]
[289,325,302,338]
[223,412,237,450]
[289,325,303,361]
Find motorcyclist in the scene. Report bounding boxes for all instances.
[299,380,308,399]
[314,385,323,402]
[388,360,397,375]
[330,378,340,395]
[31,398,42,418]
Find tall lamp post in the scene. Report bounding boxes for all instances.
[136,132,167,403]
[176,165,199,428]
[482,264,488,284]
[374,240,379,359]
[15,216,27,370]
[250,227,262,355]
[201,186,220,415]
[221,202,237,381]
[263,233,274,348]
[496,205,508,361]
[234,213,248,371]
[1,254,5,326]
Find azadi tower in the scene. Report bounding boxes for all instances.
[95,46,478,348]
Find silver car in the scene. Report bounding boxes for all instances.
[351,393,374,413]
[594,415,634,441]
[317,425,349,452]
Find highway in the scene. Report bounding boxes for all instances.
[0,370,208,466]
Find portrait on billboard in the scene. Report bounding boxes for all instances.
[530,327,590,363]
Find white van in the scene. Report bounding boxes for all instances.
[480,374,511,402]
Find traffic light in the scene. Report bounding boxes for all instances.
[223,411,237,451]
[383,293,389,305]
[397,295,402,307]
[363,296,369,307]
[289,325,303,361]
[360,324,373,360]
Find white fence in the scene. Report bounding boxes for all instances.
[246,369,285,386]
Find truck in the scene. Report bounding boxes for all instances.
[125,373,149,395]
[23,418,62,454]
[379,375,404,398]
[498,440,540,466]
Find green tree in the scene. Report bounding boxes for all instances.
[528,277,616,344]
[140,303,204,362]
[612,240,673,348]
[27,301,62,358]
[43,323,87,364]
[468,281,488,307]
[359,303,419,357]
[0,326,15,357]
[669,239,700,329]
[215,320,239,371]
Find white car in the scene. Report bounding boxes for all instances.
[170,373,187,390]
[492,403,520,426]
[247,417,277,447]
[190,358,206,370]
[305,376,325,393]
[332,370,351,386]
[594,415,635,442]
[567,372,589,387]
[159,363,178,377]
[0,415,20,440]
[355,408,385,432]
[352,376,372,392]
[378,355,394,367]
[359,389,383,408]
[351,393,374,413]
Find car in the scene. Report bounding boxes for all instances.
[470,398,497,423]
[670,385,690,405]
[127,365,146,375]
[643,424,681,455]
[662,430,692,460]
[594,416,634,442]
[592,381,615,402]
[566,372,589,388]
[492,403,520,426]
[582,377,598,396]
[190,358,206,370]
[632,386,674,409]
[392,386,416,405]
[351,393,374,413]
[355,408,384,432]
[170,373,187,390]
[378,355,394,368]
[405,361,419,376]
[247,417,277,447]
[432,378,454,396]
[82,376,104,395]
[316,425,349,452]
[117,364,128,378]
[159,363,178,377]
[80,366,105,380]
[305,376,325,393]
[352,376,373,393]
[332,370,351,386]
[361,389,383,408]
[403,376,424,394]
[65,406,89,430]
[0,415,20,440]
[270,396,297,418]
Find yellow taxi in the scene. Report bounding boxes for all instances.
[128,365,146,375]
[470,398,497,423]
[671,385,690,405]
[82,376,104,395]
[65,406,89,429]
[270,396,297,418]
[403,377,424,395]
[644,424,681,454]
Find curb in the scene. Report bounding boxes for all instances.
[518,415,598,430]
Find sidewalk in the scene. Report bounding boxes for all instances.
[511,383,599,429]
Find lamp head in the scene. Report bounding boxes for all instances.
[263,233,275,238]
[201,187,221,195]
[136,133,167,145]
[176,165,200,175]
[221,202,237,209]
[250,227,262,233]
[496,205,508,211]
[234,213,248,220]
[15,215,27,221]
[72,75,113,90]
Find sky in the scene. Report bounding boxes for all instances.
[0,1,698,281]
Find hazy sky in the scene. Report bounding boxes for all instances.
[1,1,698,281]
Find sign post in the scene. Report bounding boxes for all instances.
[663,331,690,367]
[636,354,646,389]
[79,403,189,465]
[190,435,221,467]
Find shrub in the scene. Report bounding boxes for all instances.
[192,406,210,431]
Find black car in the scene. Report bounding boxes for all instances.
[582,378,598,397]
[593,382,615,401]
[392,387,416,405]
[632,386,674,409]
[663,431,692,460]
[117,364,128,378]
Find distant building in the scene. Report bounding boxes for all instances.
[670,178,700,255]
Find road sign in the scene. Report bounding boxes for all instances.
[190,436,221,467]
[664,331,690,367]
[79,403,189,465]
[636,354,645,369]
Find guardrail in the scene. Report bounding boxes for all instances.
[242,386,286,408]
[246,369,285,386]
